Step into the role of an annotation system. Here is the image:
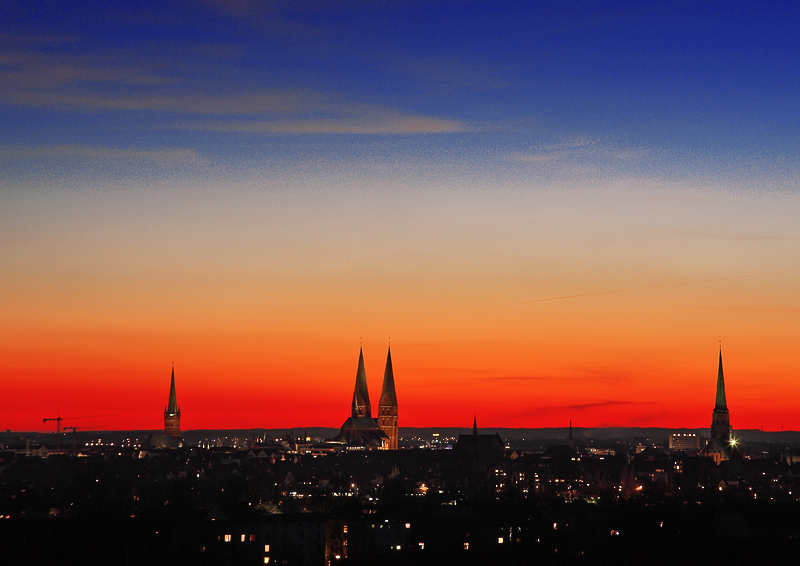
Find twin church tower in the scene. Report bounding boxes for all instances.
[158,347,400,450]
[338,347,399,449]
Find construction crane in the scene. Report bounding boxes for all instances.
[43,413,63,433]
[64,426,80,455]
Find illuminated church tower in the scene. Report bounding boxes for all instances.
[164,366,181,437]
[710,350,731,442]
[377,347,399,450]
[703,349,734,463]
[351,348,371,418]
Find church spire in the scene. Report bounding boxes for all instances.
[351,348,371,418]
[710,348,732,444]
[473,413,478,435]
[163,365,181,437]
[377,346,399,450]
[379,347,397,407]
[714,349,728,412]
[166,365,179,417]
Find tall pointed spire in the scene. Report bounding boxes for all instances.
[710,348,731,444]
[714,349,728,411]
[473,413,478,435]
[351,348,371,418]
[166,365,179,416]
[378,346,399,450]
[379,347,397,407]
[163,365,181,437]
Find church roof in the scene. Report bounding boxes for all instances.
[715,350,728,412]
[340,416,380,429]
[704,435,731,459]
[379,347,397,407]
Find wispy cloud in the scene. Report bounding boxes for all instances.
[0,145,203,164]
[0,32,80,44]
[561,400,657,411]
[505,136,647,164]
[2,89,317,114]
[0,45,464,134]
[179,114,465,134]
[0,50,175,89]
[512,400,661,418]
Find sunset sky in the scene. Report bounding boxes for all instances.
[2,1,799,432]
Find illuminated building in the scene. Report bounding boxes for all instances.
[669,433,700,450]
[337,348,398,449]
[702,350,734,463]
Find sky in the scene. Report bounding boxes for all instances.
[1,0,799,432]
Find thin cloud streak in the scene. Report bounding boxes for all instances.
[3,91,316,114]
[512,400,661,419]
[517,269,799,305]
[0,145,203,163]
[180,116,465,134]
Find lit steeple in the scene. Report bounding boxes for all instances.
[379,347,397,408]
[351,348,371,418]
[163,365,181,437]
[714,349,728,412]
[710,348,731,443]
[378,346,399,450]
[165,365,179,417]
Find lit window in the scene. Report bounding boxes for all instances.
[464,543,469,550]
[419,543,425,550]
[241,534,246,542]
[265,544,270,552]
[396,545,401,550]
[343,525,348,533]
[264,558,270,564]
[250,535,256,542]
[224,535,231,542]
[405,523,411,529]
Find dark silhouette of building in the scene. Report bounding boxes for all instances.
[455,415,504,455]
[338,348,397,449]
[703,350,735,463]
[149,365,183,448]
[164,366,181,436]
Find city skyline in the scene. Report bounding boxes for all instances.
[2,1,799,431]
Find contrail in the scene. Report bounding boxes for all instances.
[517,269,798,305]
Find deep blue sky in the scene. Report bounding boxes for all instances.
[2,0,798,163]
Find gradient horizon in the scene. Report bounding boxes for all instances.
[2,1,799,432]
